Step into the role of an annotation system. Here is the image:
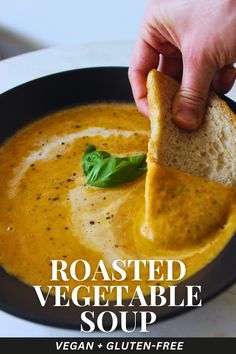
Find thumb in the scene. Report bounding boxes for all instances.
[173,56,215,130]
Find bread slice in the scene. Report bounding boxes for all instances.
[147,69,236,186]
[142,70,236,254]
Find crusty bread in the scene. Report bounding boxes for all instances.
[147,69,236,186]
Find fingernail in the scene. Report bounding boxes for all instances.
[174,109,200,130]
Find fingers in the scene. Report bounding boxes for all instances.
[212,64,236,95]
[158,54,183,82]
[173,55,216,130]
[129,38,160,116]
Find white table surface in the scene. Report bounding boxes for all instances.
[0,42,236,337]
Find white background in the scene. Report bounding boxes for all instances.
[0,0,146,57]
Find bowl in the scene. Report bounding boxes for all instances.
[0,67,236,330]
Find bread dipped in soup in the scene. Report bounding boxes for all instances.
[0,71,236,300]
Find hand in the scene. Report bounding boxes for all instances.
[129,0,236,130]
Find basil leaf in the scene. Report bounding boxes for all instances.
[82,144,111,175]
[85,144,96,153]
[82,144,147,188]
[85,155,147,188]
[126,154,147,171]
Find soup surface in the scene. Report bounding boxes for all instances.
[0,103,236,299]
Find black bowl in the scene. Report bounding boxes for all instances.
[0,67,235,330]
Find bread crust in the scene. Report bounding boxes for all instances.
[147,69,236,186]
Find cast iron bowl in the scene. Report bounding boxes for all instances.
[0,67,236,330]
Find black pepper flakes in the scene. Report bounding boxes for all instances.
[52,197,59,201]
[89,221,95,225]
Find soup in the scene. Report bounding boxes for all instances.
[0,103,235,300]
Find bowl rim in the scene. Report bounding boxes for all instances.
[0,66,235,331]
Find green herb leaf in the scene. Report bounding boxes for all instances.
[82,144,111,175]
[82,144,147,188]
[85,144,96,153]
[126,154,147,171]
